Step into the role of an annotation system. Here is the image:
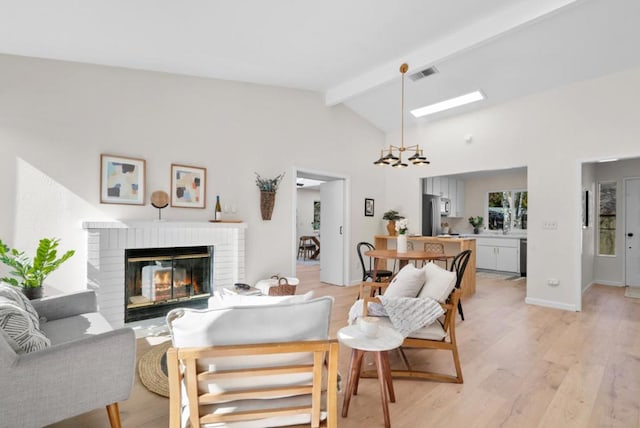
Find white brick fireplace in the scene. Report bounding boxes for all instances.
[82,221,246,327]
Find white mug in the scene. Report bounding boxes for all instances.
[358,316,380,338]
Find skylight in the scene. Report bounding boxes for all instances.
[410,91,485,118]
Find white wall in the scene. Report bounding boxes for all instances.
[383,67,640,311]
[296,188,320,239]
[0,54,386,291]
[592,157,640,286]
[581,162,596,291]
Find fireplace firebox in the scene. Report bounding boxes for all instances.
[125,246,213,322]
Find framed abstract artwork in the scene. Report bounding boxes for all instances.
[364,198,375,217]
[100,154,146,205]
[171,164,207,208]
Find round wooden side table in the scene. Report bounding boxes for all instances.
[338,324,404,428]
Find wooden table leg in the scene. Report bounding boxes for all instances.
[374,351,392,428]
[342,349,364,417]
[380,351,395,403]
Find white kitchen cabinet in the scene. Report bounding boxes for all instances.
[456,180,465,217]
[432,177,440,197]
[440,177,449,198]
[425,178,465,217]
[448,179,457,216]
[476,237,519,272]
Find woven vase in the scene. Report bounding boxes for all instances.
[260,191,276,220]
[386,220,397,236]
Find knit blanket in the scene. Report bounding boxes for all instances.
[348,296,444,337]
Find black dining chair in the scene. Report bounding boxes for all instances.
[357,242,393,282]
[449,249,472,321]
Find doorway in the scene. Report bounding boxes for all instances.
[292,168,350,286]
[624,177,640,288]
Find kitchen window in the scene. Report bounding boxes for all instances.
[598,181,616,256]
[487,190,528,231]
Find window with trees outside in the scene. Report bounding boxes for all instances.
[487,190,528,231]
[598,181,616,256]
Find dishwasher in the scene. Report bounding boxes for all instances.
[520,238,527,277]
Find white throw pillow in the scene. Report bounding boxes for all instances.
[208,290,314,309]
[384,264,425,298]
[417,262,457,303]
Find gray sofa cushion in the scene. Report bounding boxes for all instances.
[40,312,114,345]
[0,297,51,353]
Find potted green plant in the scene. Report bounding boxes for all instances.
[0,238,75,299]
[468,216,484,234]
[382,210,404,236]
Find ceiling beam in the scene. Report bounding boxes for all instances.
[324,0,580,106]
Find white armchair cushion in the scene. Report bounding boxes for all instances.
[0,296,51,353]
[208,290,313,309]
[417,262,457,303]
[384,264,425,298]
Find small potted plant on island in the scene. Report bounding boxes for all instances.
[382,210,404,236]
[468,216,484,234]
[0,238,75,299]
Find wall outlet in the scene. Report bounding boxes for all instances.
[547,278,560,286]
[543,220,558,230]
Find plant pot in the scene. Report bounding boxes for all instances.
[386,220,397,236]
[260,191,276,220]
[397,234,408,253]
[21,286,43,300]
[473,227,479,234]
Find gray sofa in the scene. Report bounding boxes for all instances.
[0,290,136,428]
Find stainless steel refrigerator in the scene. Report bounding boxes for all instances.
[422,194,441,236]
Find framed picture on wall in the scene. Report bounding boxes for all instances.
[100,154,146,205]
[364,198,375,217]
[171,164,207,208]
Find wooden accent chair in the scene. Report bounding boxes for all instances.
[166,297,339,428]
[359,250,472,384]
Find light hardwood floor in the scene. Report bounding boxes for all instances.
[49,266,640,427]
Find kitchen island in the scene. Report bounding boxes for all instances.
[373,235,476,297]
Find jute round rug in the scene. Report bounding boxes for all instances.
[138,340,172,398]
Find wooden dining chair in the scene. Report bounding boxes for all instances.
[298,236,317,260]
[356,242,393,283]
[423,242,448,269]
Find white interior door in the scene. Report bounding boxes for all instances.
[625,178,640,286]
[320,180,345,285]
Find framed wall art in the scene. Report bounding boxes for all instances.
[100,154,146,205]
[364,198,375,217]
[171,164,206,208]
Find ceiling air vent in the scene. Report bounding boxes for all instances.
[409,66,438,82]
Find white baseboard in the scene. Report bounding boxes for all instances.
[582,282,594,293]
[592,280,624,287]
[525,297,578,312]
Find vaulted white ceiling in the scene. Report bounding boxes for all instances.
[1,0,638,132]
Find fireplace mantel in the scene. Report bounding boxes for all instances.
[83,220,246,327]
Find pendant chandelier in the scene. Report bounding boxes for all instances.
[374,63,430,168]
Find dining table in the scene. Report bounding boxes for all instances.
[364,249,455,281]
